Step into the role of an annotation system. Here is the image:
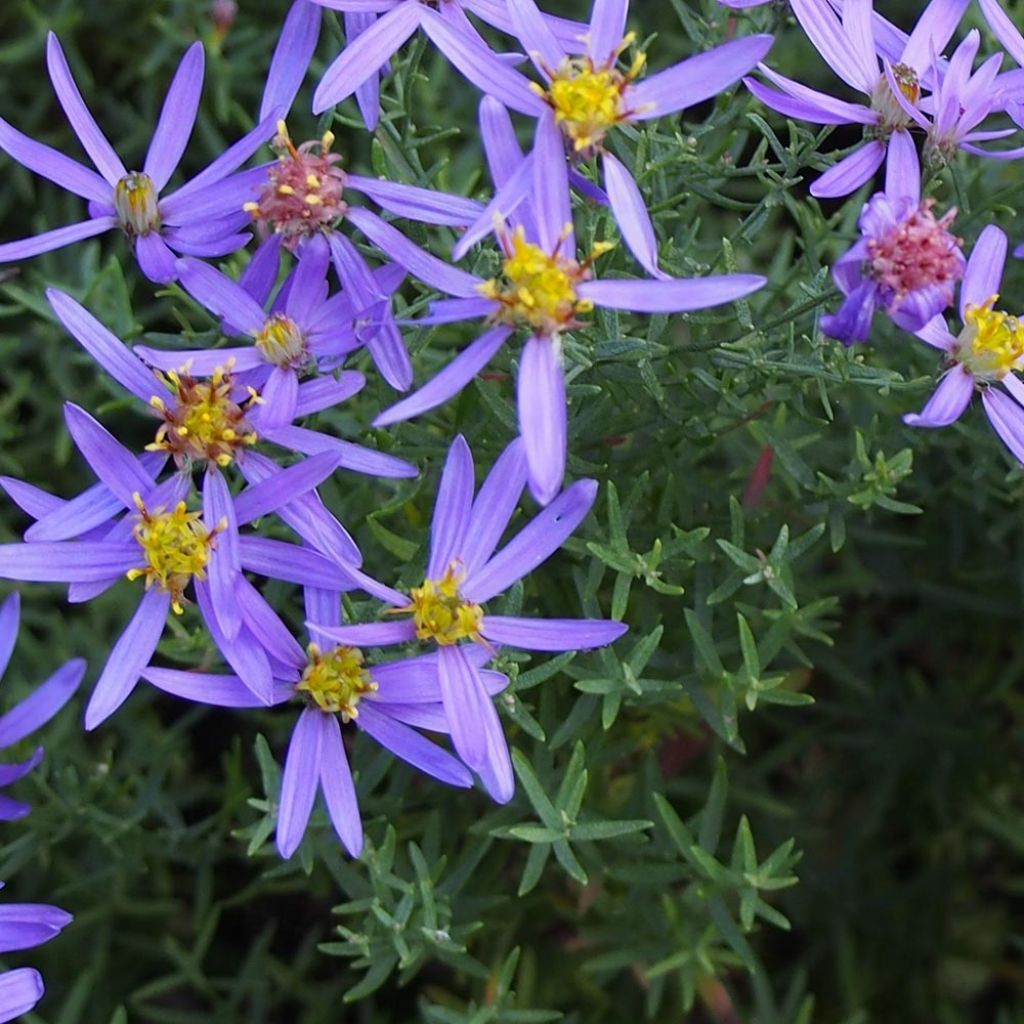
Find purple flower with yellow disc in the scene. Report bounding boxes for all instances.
[745,0,968,197]
[47,288,415,481]
[0,34,279,282]
[903,225,1024,464]
[369,115,764,504]
[297,0,587,120]
[307,436,627,803]
[143,585,507,859]
[134,244,405,409]
[822,156,964,344]
[0,401,380,728]
[451,0,772,277]
[0,891,72,1023]
[0,593,84,820]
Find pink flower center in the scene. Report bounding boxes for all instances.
[867,201,962,309]
[244,121,347,249]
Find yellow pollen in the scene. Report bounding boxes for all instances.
[403,564,484,646]
[479,226,605,335]
[297,644,376,721]
[149,363,258,467]
[956,296,1024,380]
[542,35,641,153]
[278,184,295,196]
[126,496,213,614]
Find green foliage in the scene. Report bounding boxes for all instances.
[0,0,1022,1022]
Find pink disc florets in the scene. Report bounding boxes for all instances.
[867,200,963,310]
[244,121,347,249]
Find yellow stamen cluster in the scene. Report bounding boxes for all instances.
[114,171,161,237]
[254,313,308,368]
[404,564,484,646]
[479,226,611,336]
[956,296,1024,380]
[535,34,645,153]
[127,496,214,613]
[297,643,376,721]
[148,364,258,468]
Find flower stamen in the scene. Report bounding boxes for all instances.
[297,643,376,721]
[956,296,1024,380]
[114,172,161,237]
[402,563,484,646]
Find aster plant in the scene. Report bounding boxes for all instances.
[307,436,627,802]
[0,34,279,282]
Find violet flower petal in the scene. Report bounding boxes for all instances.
[261,0,323,121]
[358,703,473,787]
[277,707,324,859]
[462,438,528,575]
[482,615,627,651]
[0,968,44,1023]
[428,435,476,578]
[961,225,1007,317]
[603,151,667,279]
[319,713,364,856]
[580,273,765,313]
[0,217,116,263]
[518,336,567,506]
[810,140,886,199]
[903,366,973,427]
[144,42,204,190]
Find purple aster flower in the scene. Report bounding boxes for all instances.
[304,0,588,119]
[423,0,771,278]
[46,287,416,482]
[240,120,485,390]
[308,436,628,802]
[369,116,764,503]
[0,892,72,1023]
[0,401,384,727]
[746,0,969,197]
[0,594,84,820]
[903,225,1024,464]
[822,145,964,345]
[0,34,280,283]
[134,244,406,408]
[143,585,505,858]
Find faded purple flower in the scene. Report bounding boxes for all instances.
[308,436,627,803]
[0,593,83,820]
[822,149,964,344]
[0,34,279,282]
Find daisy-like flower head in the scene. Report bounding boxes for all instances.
[903,226,1024,465]
[0,889,72,1023]
[823,164,964,344]
[367,114,764,503]
[0,594,83,821]
[0,34,280,282]
[426,0,770,277]
[0,397,391,729]
[142,582,505,860]
[745,0,970,198]
[306,436,628,803]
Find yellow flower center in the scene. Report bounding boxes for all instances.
[126,497,214,613]
[536,35,645,153]
[255,313,307,368]
[297,644,376,721]
[956,297,1024,380]
[148,364,259,468]
[114,171,161,236]
[479,227,610,336]
[405,564,484,646]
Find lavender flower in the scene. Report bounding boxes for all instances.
[429,0,771,277]
[0,34,279,282]
[307,436,627,803]
[0,594,83,820]
[0,893,72,1022]
[143,585,505,858]
[0,402,375,727]
[370,116,764,503]
[241,120,486,390]
[746,0,969,197]
[133,244,406,413]
[903,225,1024,464]
[304,0,588,119]
[822,150,964,344]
